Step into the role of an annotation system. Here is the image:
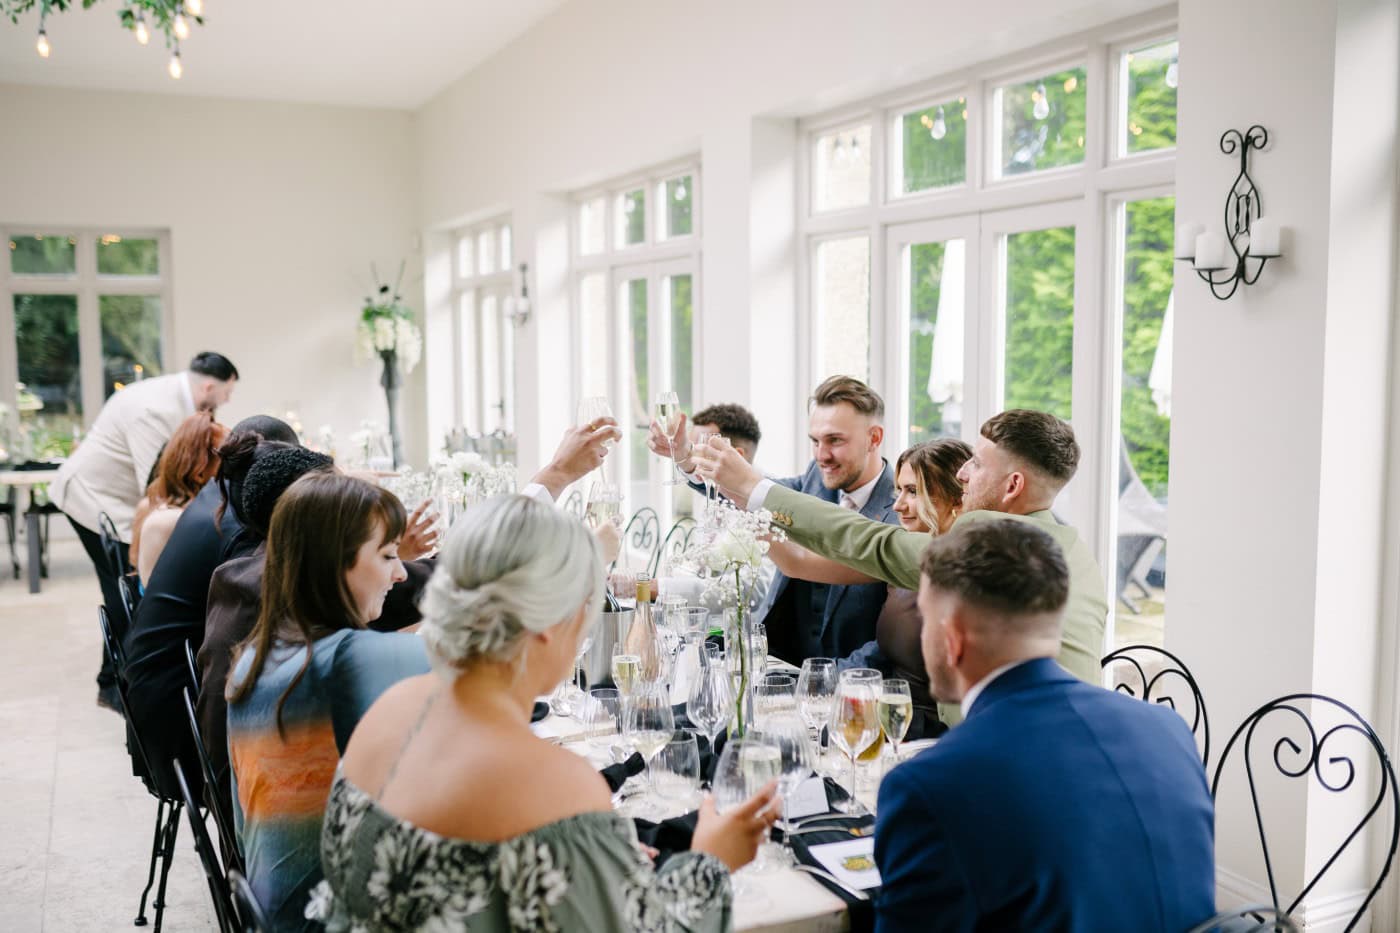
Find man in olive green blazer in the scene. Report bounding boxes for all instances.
[694,410,1108,725]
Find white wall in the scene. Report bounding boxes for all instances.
[414,0,1163,474]
[0,83,425,460]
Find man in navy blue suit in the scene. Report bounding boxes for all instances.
[874,519,1215,932]
[652,376,897,664]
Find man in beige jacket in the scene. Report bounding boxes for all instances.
[50,351,238,708]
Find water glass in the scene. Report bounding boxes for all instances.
[713,738,783,894]
[751,712,814,867]
[753,671,796,727]
[652,731,701,804]
[796,658,838,743]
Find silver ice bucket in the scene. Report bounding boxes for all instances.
[580,607,633,688]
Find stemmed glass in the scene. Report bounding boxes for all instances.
[686,645,733,778]
[654,390,685,486]
[796,658,838,746]
[879,678,913,763]
[712,739,780,907]
[693,429,718,519]
[578,396,616,446]
[751,713,814,869]
[624,683,676,805]
[753,671,796,728]
[585,480,622,532]
[829,668,881,813]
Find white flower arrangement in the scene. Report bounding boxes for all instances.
[431,451,516,506]
[356,264,423,375]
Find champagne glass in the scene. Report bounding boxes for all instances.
[796,658,838,745]
[879,678,914,763]
[585,480,622,531]
[749,622,769,678]
[829,668,881,814]
[693,428,718,519]
[624,683,676,803]
[751,713,814,868]
[654,390,685,486]
[578,397,616,450]
[612,650,642,700]
[686,646,733,776]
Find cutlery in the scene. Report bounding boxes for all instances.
[786,824,873,838]
[792,863,871,901]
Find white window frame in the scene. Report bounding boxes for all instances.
[0,227,174,431]
[568,160,702,518]
[451,216,514,434]
[797,10,1177,620]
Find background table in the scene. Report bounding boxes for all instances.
[0,469,62,593]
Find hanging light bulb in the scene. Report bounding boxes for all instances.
[674,183,687,202]
[186,0,203,14]
[1165,59,1179,89]
[168,48,183,79]
[832,136,847,166]
[1033,83,1050,120]
[36,24,50,58]
[134,14,150,45]
[174,12,190,40]
[930,105,947,140]
[849,135,862,160]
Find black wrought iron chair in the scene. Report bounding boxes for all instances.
[561,488,585,520]
[121,570,142,622]
[98,605,183,932]
[0,481,18,579]
[228,870,271,933]
[98,510,129,579]
[613,506,660,576]
[650,516,697,577]
[183,685,242,875]
[1210,694,1400,931]
[1186,905,1299,932]
[1100,644,1210,766]
[173,760,236,932]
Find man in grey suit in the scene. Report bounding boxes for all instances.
[50,351,238,707]
[652,376,898,664]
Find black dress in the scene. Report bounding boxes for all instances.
[874,585,946,740]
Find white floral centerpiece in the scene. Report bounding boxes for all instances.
[431,451,517,526]
[682,501,786,736]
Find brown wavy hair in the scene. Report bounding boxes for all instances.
[146,412,229,508]
[896,438,973,533]
[226,472,407,737]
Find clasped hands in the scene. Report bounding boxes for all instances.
[646,413,763,508]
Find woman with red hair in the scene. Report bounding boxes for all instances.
[132,411,230,585]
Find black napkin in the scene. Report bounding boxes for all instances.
[531,700,550,723]
[632,810,699,868]
[599,751,646,793]
[777,777,878,931]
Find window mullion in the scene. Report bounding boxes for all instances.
[77,233,103,427]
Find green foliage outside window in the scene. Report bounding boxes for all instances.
[902,100,967,192]
[1001,68,1087,176]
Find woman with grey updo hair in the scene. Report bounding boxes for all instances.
[419,495,604,674]
[313,494,778,932]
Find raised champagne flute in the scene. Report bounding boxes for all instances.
[654,390,685,485]
[879,678,914,763]
[829,668,881,813]
[693,428,718,520]
[578,396,616,450]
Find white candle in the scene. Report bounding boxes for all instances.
[1249,217,1281,257]
[1175,223,1203,260]
[1193,232,1229,271]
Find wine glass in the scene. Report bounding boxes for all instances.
[654,390,685,486]
[712,738,781,906]
[879,678,914,763]
[796,658,838,745]
[751,713,814,868]
[686,646,733,774]
[585,480,622,531]
[693,428,718,518]
[624,683,676,799]
[829,668,881,814]
[578,397,616,449]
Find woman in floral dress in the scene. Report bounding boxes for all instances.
[310,494,778,931]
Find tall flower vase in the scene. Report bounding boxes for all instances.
[723,601,757,738]
[379,349,404,469]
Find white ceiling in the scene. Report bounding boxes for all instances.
[0,0,565,109]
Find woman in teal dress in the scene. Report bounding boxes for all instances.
[309,494,779,931]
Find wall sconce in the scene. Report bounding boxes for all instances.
[505,262,531,326]
[1174,125,1282,301]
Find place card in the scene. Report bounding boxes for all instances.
[808,837,882,890]
[785,775,832,819]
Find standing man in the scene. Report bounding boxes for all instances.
[50,351,238,707]
[653,376,897,664]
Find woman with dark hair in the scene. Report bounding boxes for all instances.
[226,472,430,932]
[130,411,230,585]
[766,438,973,738]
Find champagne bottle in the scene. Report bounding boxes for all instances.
[624,573,664,684]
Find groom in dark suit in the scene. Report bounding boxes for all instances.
[653,376,897,664]
[874,519,1215,932]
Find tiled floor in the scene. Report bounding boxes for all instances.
[0,528,217,932]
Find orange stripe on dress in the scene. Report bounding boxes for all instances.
[230,720,340,822]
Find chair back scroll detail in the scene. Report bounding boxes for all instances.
[1101,644,1210,767]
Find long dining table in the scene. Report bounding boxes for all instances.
[0,467,62,593]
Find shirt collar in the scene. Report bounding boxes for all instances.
[180,371,196,415]
[840,468,882,512]
[960,659,1033,718]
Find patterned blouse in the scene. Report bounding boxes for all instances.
[309,772,733,932]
